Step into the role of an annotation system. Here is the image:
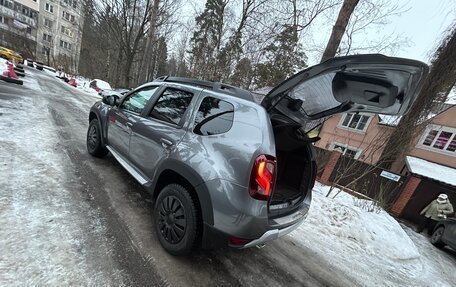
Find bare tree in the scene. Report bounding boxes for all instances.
[379,24,456,168]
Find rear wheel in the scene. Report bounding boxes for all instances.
[431,227,445,248]
[154,184,199,256]
[87,119,108,157]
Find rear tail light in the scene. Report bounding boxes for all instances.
[249,155,276,201]
[229,236,251,246]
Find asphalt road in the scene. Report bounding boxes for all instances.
[0,67,358,287]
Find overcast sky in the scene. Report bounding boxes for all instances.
[391,0,455,62]
[306,0,456,65]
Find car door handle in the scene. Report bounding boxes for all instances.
[126,122,133,128]
[160,138,173,148]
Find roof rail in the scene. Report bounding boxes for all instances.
[154,76,254,101]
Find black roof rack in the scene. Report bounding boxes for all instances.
[155,76,254,102]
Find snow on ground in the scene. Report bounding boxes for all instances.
[406,156,456,186]
[289,182,456,286]
[0,58,7,71]
[0,72,126,285]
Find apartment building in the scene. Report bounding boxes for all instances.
[0,0,39,58]
[36,0,83,73]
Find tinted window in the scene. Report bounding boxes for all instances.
[194,97,234,136]
[149,88,193,125]
[120,86,158,114]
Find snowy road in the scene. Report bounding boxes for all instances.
[1,67,455,286]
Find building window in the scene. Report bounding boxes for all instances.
[419,125,456,154]
[60,40,72,50]
[63,0,77,8]
[45,3,54,13]
[44,18,53,28]
[331,142,362,159]
[0,0,13,9]
[43,33,52,42]
[339,113,371,131]
[62,11,75,22]
[61,25,74,37]
[0,16,5,24]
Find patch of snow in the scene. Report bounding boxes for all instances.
[405,156,456,186]
[446,87,456,105]
[378,114,402,126]
[0,58,7,72]
[287,182,456,286]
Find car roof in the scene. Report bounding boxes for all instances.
[154,76,255,102]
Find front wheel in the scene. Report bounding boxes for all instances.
[87,119,108,157]
[154,184,200,256]
[431,226,445,248]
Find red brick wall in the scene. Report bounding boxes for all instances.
[391,176,421,216]
[319,151,341,185]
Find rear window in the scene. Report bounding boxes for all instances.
[193,97,234,136]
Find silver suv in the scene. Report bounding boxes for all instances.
[86,54,428,255]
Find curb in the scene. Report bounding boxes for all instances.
[0,75,23,85]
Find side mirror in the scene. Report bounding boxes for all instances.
[102,94,118,106]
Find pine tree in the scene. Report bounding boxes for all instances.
[253,24,307,88]
[189,0,228,80]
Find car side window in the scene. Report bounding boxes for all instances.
[193,97,234,136]
[149,88,193,126]
[120,86,158,114]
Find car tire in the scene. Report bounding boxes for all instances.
[154,184,200,256]
[86,119,108,157]
[0,75,23,85]
[431,226,445,248]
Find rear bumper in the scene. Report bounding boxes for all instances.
[199,178,311,249]
[201,218,304,249]
[239,219,303,248]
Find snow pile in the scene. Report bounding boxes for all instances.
[0,58,7,72]
[75,76,101,97]
[406,156,456,186]
[289,183,423,285]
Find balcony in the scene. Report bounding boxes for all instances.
[0,5,37,28]
[0,23,37,42]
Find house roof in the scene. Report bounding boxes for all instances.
[377,104,452,127]
[405,156,456,187]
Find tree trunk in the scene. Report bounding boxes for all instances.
[378,26,456,169]
[320,0,359,63]
[124,53,134,88]
[140,0,161,83]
